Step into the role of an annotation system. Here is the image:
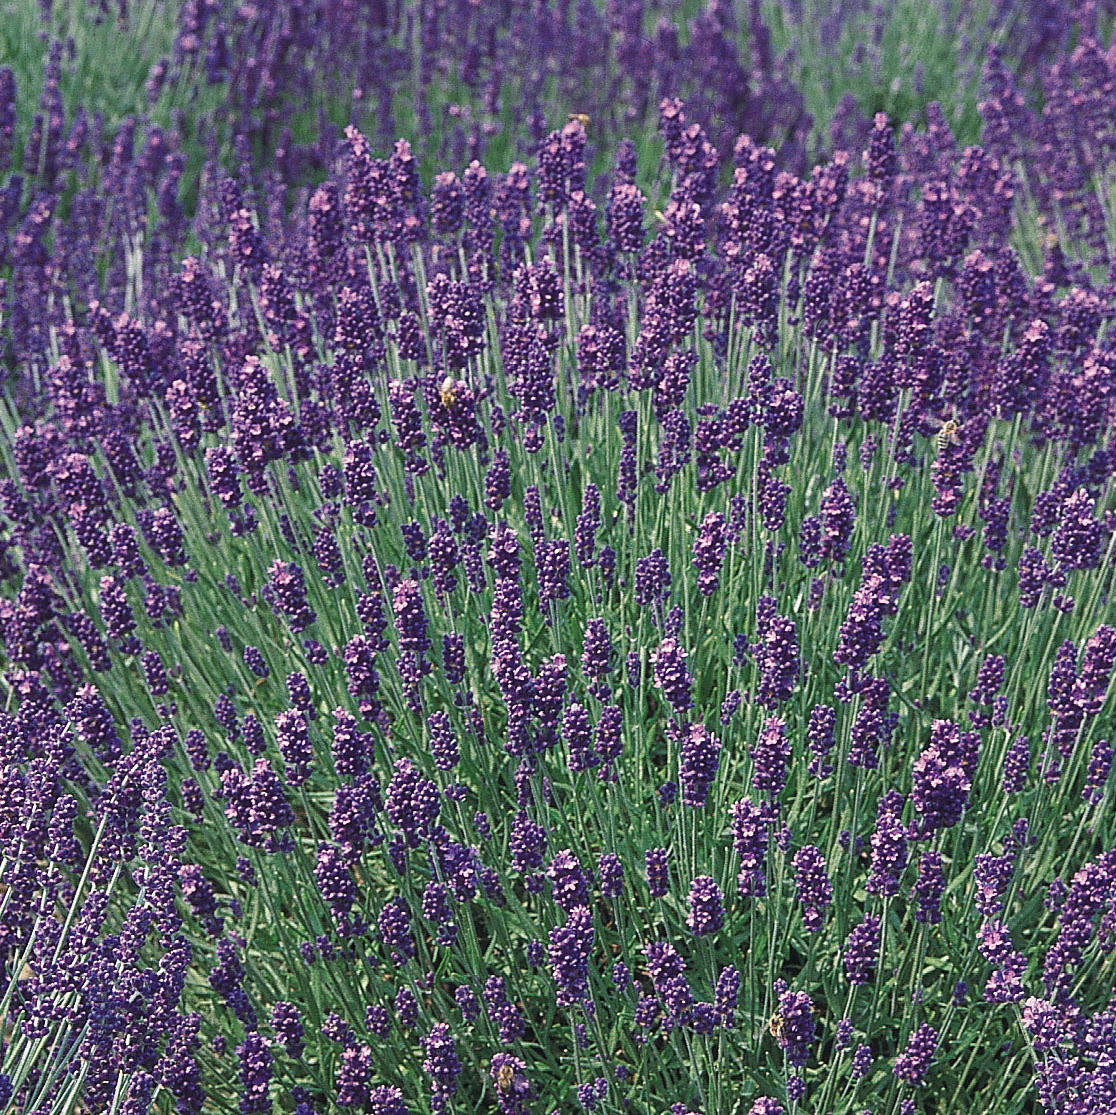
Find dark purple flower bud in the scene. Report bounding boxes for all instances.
[1083,738,1113,803]
[425,519,459,597]
[973,851,1015,917]
[654,409,692,494]
[819,476,856,565]
[644,938,693,1028]
[243,645,269,679]
[578,618,612,683]
[771,985,815,1068]
[1020,997,1062,1054]
[913,850,945,924]
[645,847,671,899]
[851,1044,872,1079]
[69,684,123,764]
[276,708,312,786]
[653,637,692,714]
[977,919,1027,1003]
[537,538,572,607]
[751,716,791,798]
[336,1046,374,1108]
[1051,489,1108,570]
[754,599,800,707]
[439,633,466,687]
[431,172,464,235]
[455,984,479,1021]
[1002,736,1030,794]
[313,527,345,587]
[867,796,908,897]
[549,905,594,1006]
[843,914,881,985]
[316,843,356,919]
[386,759,440,846]
[536,120,586,212]
[993,319,1051,416]
[271,1001,304,1058]
[266,560,316,632]
[634,548,671,608]
[422,1023,462,1101]
[793,845,832,932]
[607,182,645,254]
[893,1024,937,1086]
[510,811,547,873]
[109,522,147,578]
[686,875,724,936]
[428,710,460,772]
[866,112,897,198]
[731,797,769,896]
[142,648,170,696]
[236,1033,274,1114]
[548,849,590,913]
[1074,626,1116,717]
[378,895,415,965]
[485,977,526,1044]
[343,635,381,712]
[680,723,721,808]
[387,380,428,472]
[721,690,742,724]
[514,258,564,322]
[564,702,599,773]
[369,1084,409,1115]
[393,578,430,657]
[598,853,624,899]
[692,511,728,595]
[911,719,976,832]
[969,654,1006,707]
[807,704,836,778]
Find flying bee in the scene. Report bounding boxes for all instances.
[768,1013,787,1040]
[936,418,961,453]
[929,410,962,453]
[439,375,459,409]
[567,112,591,128]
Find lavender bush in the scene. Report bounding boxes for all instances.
[0,10,1115,1115]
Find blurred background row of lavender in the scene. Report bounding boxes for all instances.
[0,0,1113,395]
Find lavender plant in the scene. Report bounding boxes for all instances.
[0,21,1115,1115]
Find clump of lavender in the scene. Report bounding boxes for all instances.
[1,52,1114,1115]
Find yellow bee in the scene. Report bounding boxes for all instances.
[439,375,458,408]
[935,417,961,453]
[768,1013,786,1040]
[567,113,591,127]
[495,1063,516,1092]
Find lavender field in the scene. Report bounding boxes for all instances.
[0,3,1113,1114]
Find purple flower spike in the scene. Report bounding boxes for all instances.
[771,985,815,1068]
[843,914,881,985]
[793,844,832,932]
[680,723,721,807]
[894,1023,938,1085]
[686,875,724,936]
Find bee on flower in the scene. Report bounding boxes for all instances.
[439,375,459,408]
